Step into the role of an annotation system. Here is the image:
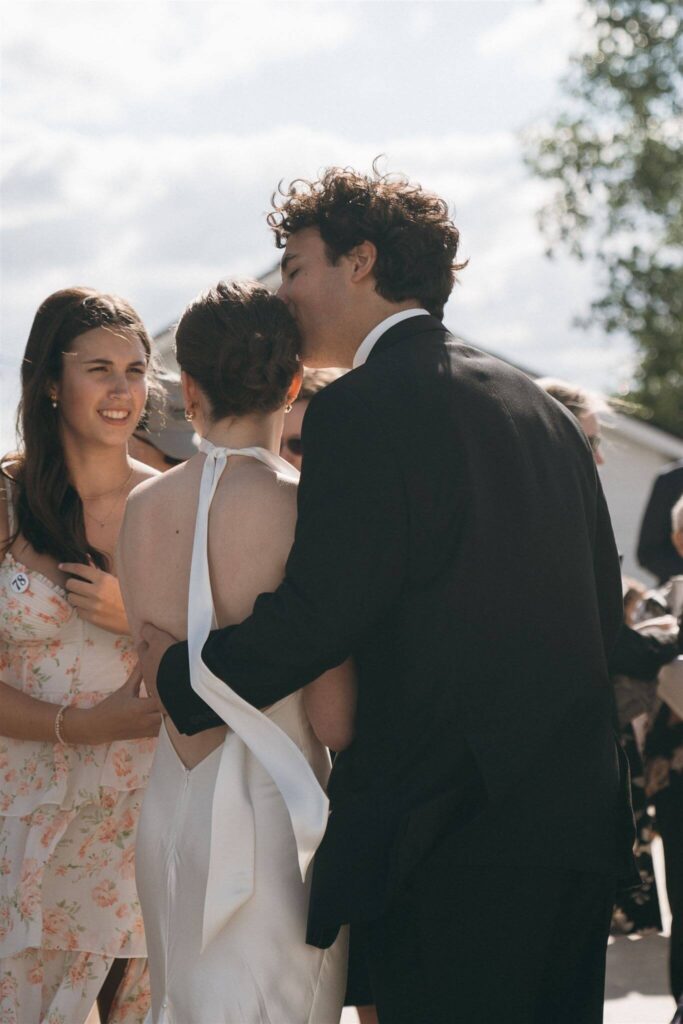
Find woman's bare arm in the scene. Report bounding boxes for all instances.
[303,659,357,752]
[1,681,67,742]
[0,671,160,743]
[117,472,227,768]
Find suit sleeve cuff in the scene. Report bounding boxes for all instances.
[157,639,224,735]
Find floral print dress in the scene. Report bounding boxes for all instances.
[0,528,156,1024]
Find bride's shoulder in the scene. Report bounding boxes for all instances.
[125,456,200,521]
[209,464,297,572]
[215,460,297,531]
[127,457,161,491]
[226,459,296,503]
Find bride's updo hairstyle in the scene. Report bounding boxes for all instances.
[175,280,300,420]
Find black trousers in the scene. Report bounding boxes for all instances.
[355,861,616,1024]
[656,784,683,1002]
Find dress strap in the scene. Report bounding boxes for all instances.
[197,437,300,482]
[189,438,328,951]
[2,473,17,536]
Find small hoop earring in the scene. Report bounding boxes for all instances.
[284,404,293,414]
[185,408,194,422]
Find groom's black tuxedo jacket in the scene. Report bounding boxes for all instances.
[158,315,635,946]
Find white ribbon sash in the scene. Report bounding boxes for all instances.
[188,439,329,950]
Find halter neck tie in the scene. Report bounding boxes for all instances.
[188,438,329,950]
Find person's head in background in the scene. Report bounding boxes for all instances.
[279,367,346,472]
[535,377,608,466]
[129,370,198,472]
[671,495,683,559]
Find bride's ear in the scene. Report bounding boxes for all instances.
[285,365,304,408]
[181,371,202,419]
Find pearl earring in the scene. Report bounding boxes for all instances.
[50,397,58,409]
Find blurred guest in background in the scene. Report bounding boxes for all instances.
[0,288,161,1024]
[536,378,607,465]
[622,577,648,627]
[537,375,677,938]
[535,378,678,691]
[644,495,683,1022]
[279,367,344,472]
[128,370,197,471]
[638,460,683,584]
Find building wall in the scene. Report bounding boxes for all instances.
[599,423,683,587]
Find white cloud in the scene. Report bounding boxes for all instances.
[1,120,633,391]
[2,2,354,127]
[0,0,637,454]
[477,0,585,77]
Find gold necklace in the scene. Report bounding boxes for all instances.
[81,467,134,529]
[80,466,134,501]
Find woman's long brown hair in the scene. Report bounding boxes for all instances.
[1,287,154,571]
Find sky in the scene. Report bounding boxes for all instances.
[1,0,636,453]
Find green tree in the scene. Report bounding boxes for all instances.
[524,0,683,436]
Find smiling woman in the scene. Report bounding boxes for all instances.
[4,289,158,571]
[0,287,162,1024]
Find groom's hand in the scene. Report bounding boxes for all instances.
[138,623,177,708]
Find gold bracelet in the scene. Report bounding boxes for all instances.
[54,703,70,745]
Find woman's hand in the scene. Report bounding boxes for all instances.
[63,663,162,744]
[60,562,130,635]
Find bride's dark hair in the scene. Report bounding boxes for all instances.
[175,280,300,419]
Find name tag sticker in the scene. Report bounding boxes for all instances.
[10,572,29,595]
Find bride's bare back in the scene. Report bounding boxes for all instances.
[117,451,300,767]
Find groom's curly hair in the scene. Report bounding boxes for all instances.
[268,161,467,319]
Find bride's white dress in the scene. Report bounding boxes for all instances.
[136,441,348,1024]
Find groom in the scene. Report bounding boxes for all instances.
[140,166,635,1023]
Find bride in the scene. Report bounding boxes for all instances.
[117,280,354,1023]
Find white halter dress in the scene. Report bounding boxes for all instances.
[136,441,348,1024]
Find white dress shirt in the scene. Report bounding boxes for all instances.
[352,308,430,369]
